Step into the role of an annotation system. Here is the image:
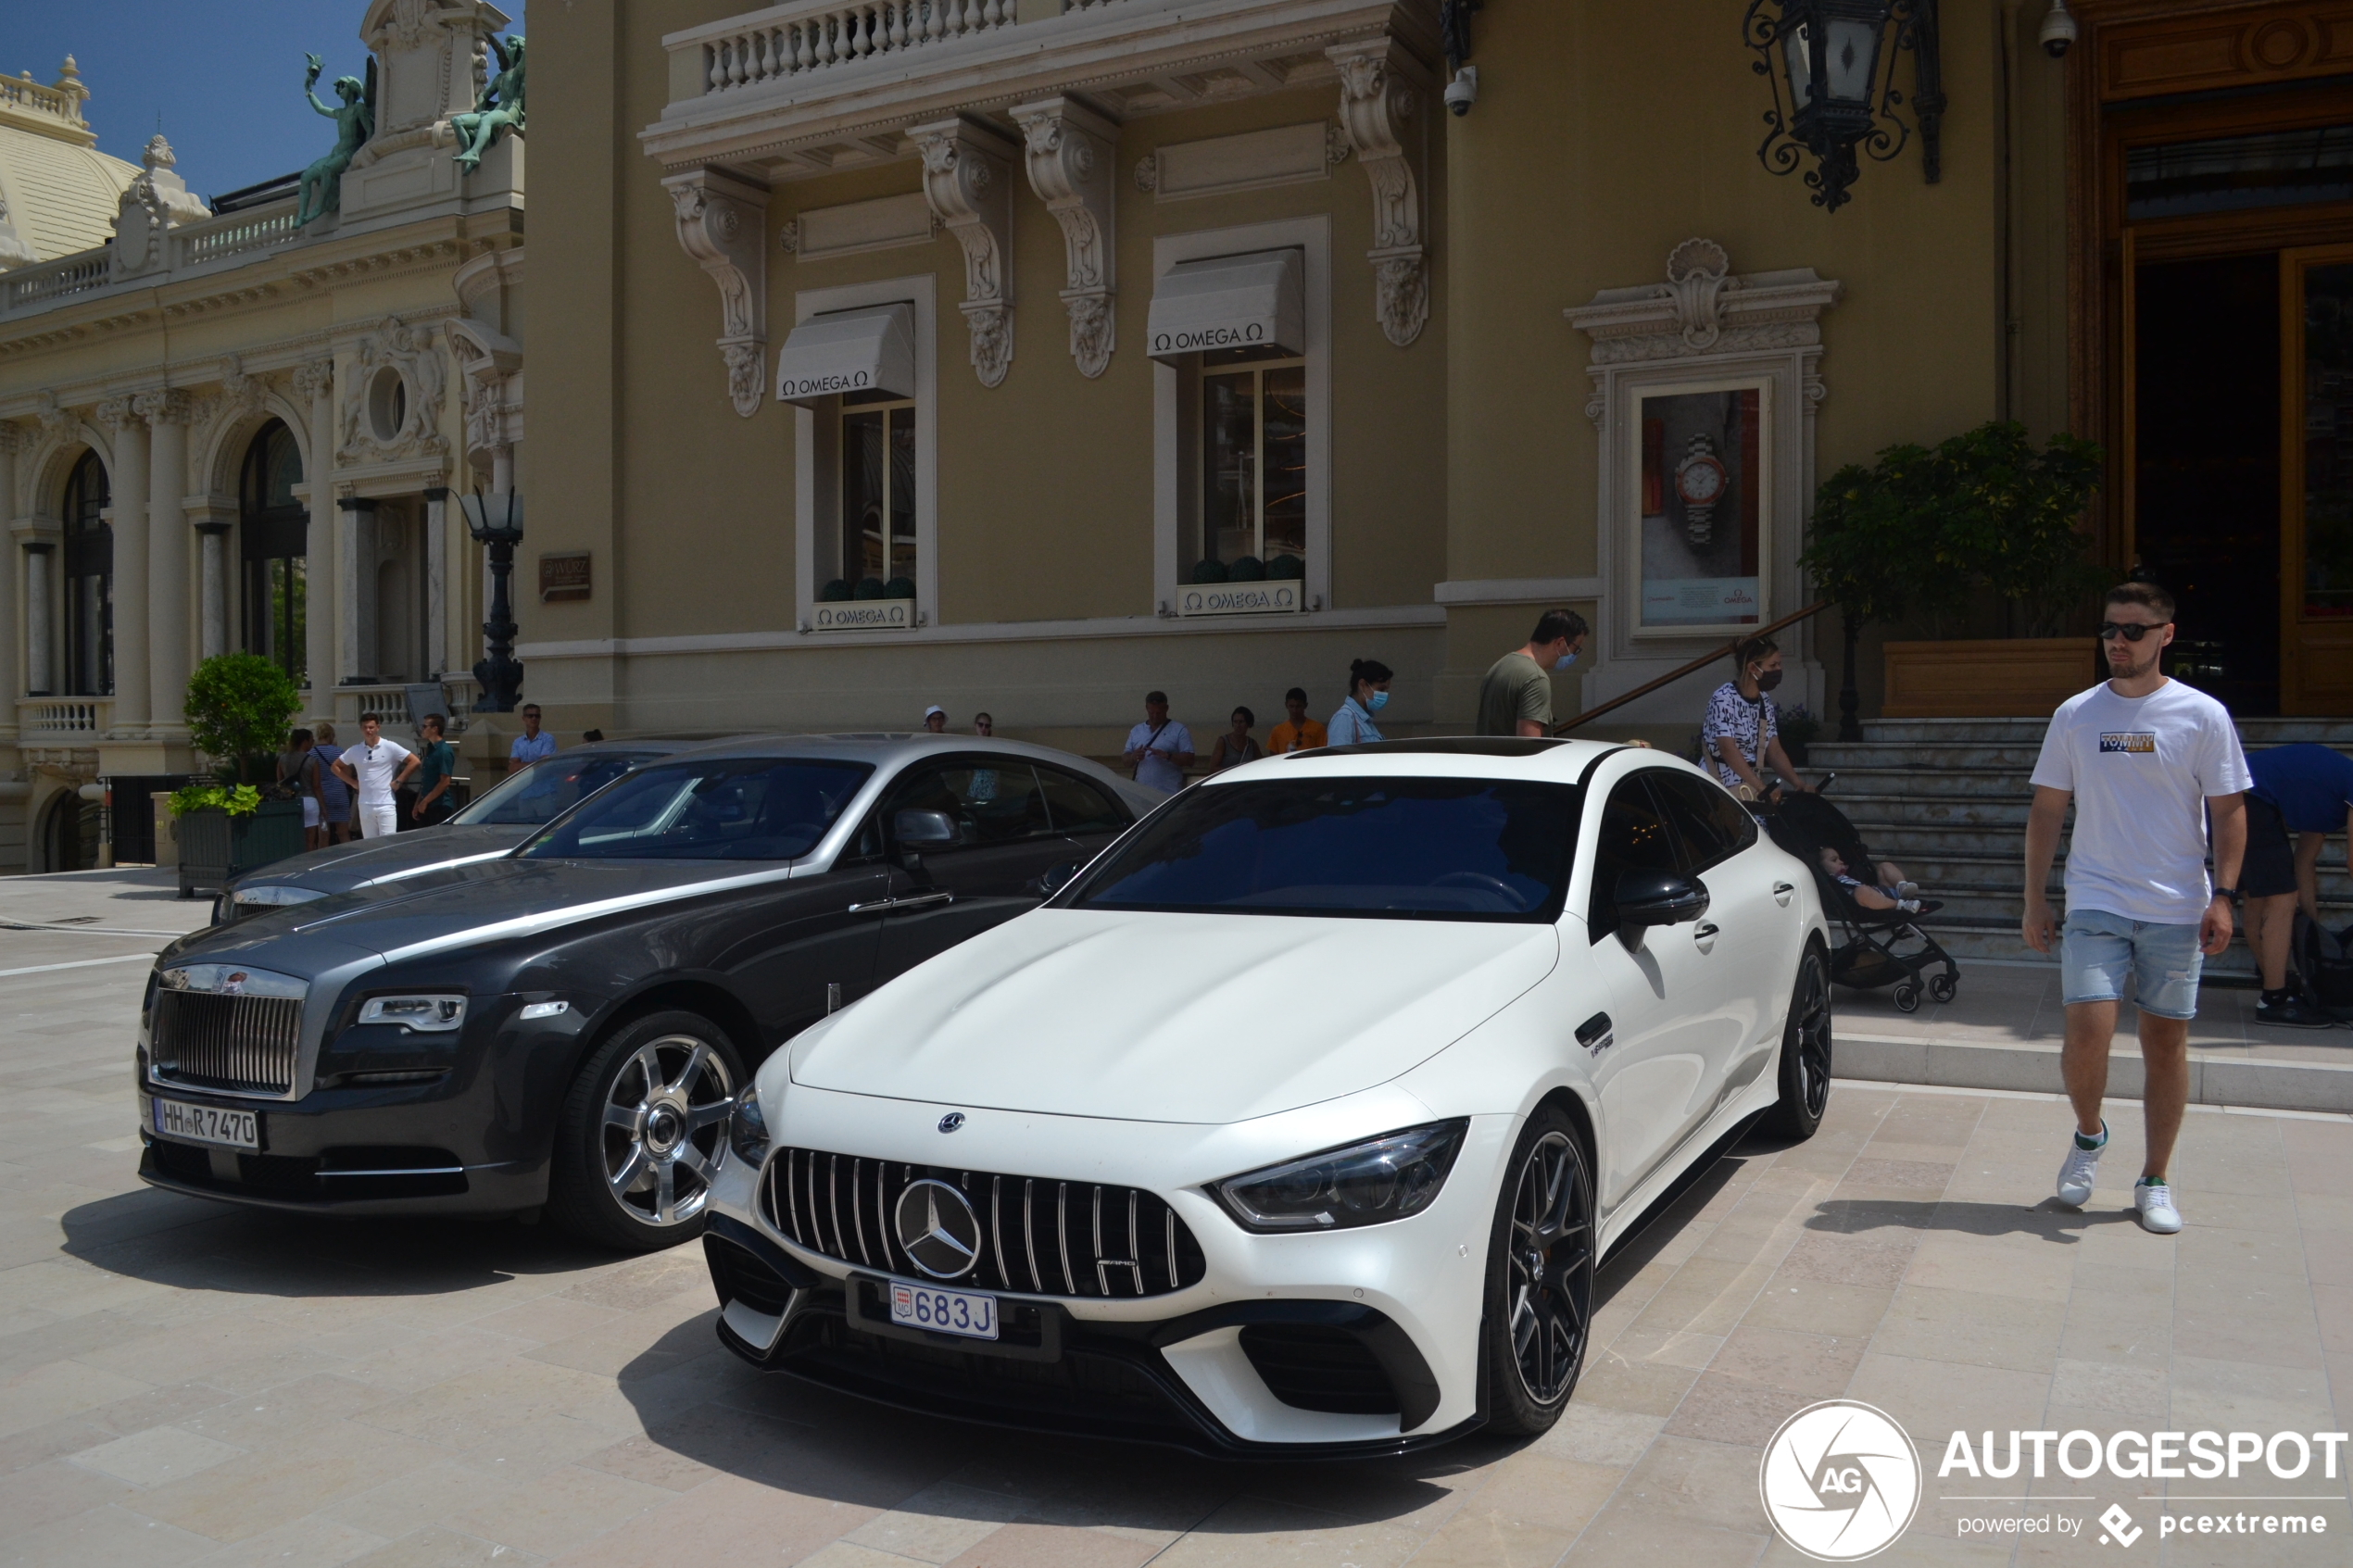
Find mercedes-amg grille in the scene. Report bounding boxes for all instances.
[150,991,301,1094]
[760,1147,1207,1298]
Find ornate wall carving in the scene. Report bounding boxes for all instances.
[664,169,769,418]
[1013,98,1117,380]
[912,117,1017,389]
[337,315,449,464]
[1328,37,1428,349]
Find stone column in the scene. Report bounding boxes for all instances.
[292,359,336,710]
[0,424,20,718]
[338,496,376,684]
[138,390,192,724]
[195,521,230,659]
[97,398,150,731]
[21,543,52,695]
[423,486,447,677]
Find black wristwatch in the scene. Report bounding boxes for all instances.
[2213,886,2241,899]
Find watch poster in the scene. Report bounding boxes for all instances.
[1636,383,1765,632]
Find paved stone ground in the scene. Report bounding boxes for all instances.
[2,869,2350,1566]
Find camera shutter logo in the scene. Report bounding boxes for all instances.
[893,1178,983,1279]
[1759,1400,1921,1561]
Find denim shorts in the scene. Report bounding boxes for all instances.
[2059,909,2204,1020]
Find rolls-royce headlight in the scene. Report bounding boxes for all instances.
[1211,1120,1469,1233]
[730,1085,771,1169]
[357,995,467,1032]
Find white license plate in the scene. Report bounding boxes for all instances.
[889,1279,999,1341]
[152,1098,258,1150]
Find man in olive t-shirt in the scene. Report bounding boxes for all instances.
[1476,609,1588,736]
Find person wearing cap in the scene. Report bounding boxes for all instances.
[923,706,948,734]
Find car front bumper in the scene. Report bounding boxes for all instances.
[699,1084,1518,1458]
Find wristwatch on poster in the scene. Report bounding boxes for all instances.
[1674,434,1728,547]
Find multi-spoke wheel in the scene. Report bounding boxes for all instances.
[550,1010,744,1250]
[1480,1106,1594,1436]
[1768,945,1832,1139]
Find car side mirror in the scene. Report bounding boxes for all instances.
[1615,869,1710,928]
[1036,860,1080,897]
[893,809,959,847]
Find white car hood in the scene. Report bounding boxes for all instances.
[788,908,1559,1123]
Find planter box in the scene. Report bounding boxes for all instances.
[1881,637,2095,719]
[175,798,307,898]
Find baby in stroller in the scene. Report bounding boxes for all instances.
[1818,846,1925,914]
[1766,787,1959,1011]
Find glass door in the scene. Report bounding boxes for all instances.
[2283,245,2353,713]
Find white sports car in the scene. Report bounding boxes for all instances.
[699,738,1831,1457]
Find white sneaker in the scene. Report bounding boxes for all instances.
[2056,1125,2105,1207]
[2135,1179,2183,1235]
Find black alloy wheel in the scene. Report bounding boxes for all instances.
[1768,945,1832,1139]
[549,1010,743,1250]
[1480,1106,1595,1436]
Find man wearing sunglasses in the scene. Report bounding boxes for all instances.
[2022,582,2250,1236]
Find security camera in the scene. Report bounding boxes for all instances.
[2039,0,2078,58]
[1443,66,1478,116]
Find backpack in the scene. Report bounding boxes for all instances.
[2292,909,2353,1010]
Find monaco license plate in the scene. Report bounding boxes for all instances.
[152,1098,258,1150]
[889,1279,999,1341]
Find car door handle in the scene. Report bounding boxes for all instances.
[1693,922,1720,947]
[846,892,956,914]
[1575,1011,1614,1056]
[1773,882,1795,907]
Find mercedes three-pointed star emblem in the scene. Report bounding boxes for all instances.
[893,1179,983,1280]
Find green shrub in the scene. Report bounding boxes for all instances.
[1227,556,1266,582]
[819,578,852,602]
[1265,554,1305,580]
[182,653,300,784]
[169,783,262,819]
[1191,558,1229,583]
[884,576,916,600]
[852,576,887,600]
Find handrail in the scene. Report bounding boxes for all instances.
[1554,601,1834,734]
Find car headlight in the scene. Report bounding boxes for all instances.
[357,995,467,1032]
[1209,1120,1469,1234]
[235,885,327,909]
[730,1085,771,1169]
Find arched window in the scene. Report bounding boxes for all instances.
[61,451,111,696]
[240,421,306,684]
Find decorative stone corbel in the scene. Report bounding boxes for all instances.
[663,168,770,418]
[1328,37,1428,349]
[911,117,1016,389]
[1013,97,1117,380]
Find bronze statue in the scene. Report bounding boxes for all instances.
[296,52,376,227]
[452,34,524,175]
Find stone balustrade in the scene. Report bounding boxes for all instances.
[177,201,299,269]
[5,253,109,312]
[18,696,110,737]
[680,0,1135,96]
[0,70,83,125]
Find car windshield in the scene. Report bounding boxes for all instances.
[1072,775,1579,921]
[516,757,874,861]
[453,750,667,826]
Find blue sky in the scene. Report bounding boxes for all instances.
[9,1,524,202]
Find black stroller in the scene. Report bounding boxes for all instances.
[1764,785,1959,1013]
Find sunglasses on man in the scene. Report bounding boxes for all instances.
[2097,621,2169,642]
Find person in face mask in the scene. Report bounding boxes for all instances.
[1703,634,1813,800]
[1327,659,1394,747]
[1477,608,1589,737]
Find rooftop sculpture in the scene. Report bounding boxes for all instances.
[296,51,376,226]
[452,33,523,174]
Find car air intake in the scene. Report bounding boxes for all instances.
[760,1148,1207,1299]
[1238,1323,1402,1414]
[150,991,301,1094]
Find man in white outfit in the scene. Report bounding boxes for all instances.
[332,712,421,840]
[2022,582,2248,1236]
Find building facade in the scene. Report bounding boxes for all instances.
[0,0,525,872]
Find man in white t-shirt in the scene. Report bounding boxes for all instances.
[1122,691,1195,795]
[331,712,421,840]
[2023,583,2248,1236]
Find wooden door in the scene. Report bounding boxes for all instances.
[2282,245,2353,712]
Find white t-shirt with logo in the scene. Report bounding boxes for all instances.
[2028,680,2251,925]
[346,738,414,806]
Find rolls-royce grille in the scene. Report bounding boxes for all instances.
[151,991,301,1093]
[761,1147,1207,1299]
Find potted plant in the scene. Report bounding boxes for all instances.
[173,653,306,897]
[1812,422,2104,721]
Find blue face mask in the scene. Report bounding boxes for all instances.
[1554,650,1579,671]
[1365,691,1390,713]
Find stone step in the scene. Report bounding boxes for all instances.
[1809,766,2049,798]
[1856,719,2054,745]
[1833,1034,2353,1114]
[1820,792,2035,827]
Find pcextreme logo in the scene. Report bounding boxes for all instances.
[1760,1400,1923,1561]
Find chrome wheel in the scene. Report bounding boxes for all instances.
[1505,1130,1594,1407]
[600,1035,734,1227]
[1793,951,1832,1121]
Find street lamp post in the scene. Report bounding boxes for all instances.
[460,490,524,712]
[1744,0,1942,213]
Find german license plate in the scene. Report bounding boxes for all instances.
[152,1098,258,1150]
[889,1279,999,1341]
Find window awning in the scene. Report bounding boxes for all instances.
[1146,250,1304,361]
[774,303,916,407]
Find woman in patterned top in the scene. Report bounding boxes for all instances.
[1702,635,1809,799]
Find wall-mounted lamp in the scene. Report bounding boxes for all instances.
[1744,0,1944,213]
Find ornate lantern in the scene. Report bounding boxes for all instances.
[1745,0,1944,213]
[459,490,525,712]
